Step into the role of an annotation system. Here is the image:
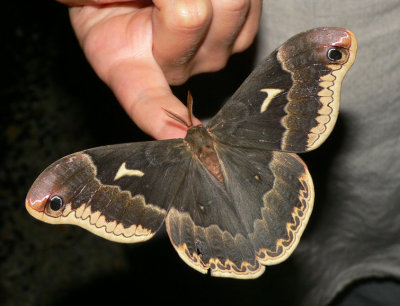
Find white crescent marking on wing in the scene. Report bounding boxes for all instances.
[114,162,144,181]
[260,88,284,113]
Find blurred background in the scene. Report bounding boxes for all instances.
[1,1,400,305]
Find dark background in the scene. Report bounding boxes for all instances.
[2,2,400,305]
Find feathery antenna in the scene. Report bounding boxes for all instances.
[163,91,194,128]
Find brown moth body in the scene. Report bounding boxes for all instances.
[184,126,224,185]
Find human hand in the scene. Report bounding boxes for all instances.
[57,0,262,139]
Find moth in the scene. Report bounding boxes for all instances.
[26,27,357,279]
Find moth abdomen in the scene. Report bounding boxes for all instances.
[185,126,225,185]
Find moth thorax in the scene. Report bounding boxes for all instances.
[184,126,214,153]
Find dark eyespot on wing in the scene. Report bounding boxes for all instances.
[26,140,191,243]
[327,48,343,61]
[49,195,63,211]
[207,27,357,153]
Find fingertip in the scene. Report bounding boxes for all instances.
[152,119,189,140]
[107,60,197,140]
[128,92,202,140]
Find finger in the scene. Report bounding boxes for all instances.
[191,0,251,74]
[152,0,213,85]
[232,0,262,53]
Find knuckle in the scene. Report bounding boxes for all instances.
[170,0,212,31]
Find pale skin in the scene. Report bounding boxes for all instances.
[57,0,262,139]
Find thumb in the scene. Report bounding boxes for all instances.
[74,7,203,140]
[108,58,201,140]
